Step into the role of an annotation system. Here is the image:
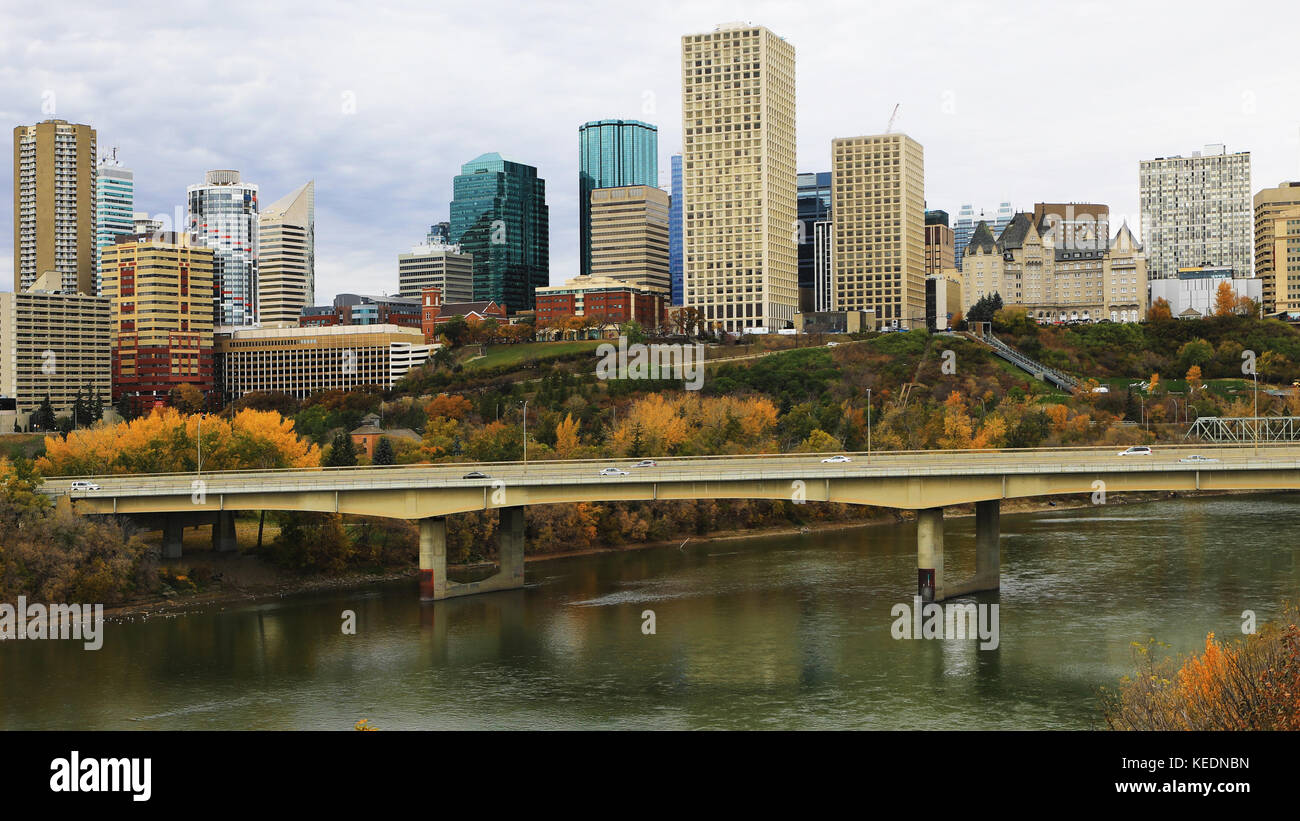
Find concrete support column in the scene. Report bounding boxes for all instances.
[917,507,944,602]
[418,517,447,601]
[498,507,526,588]
[975,499,1001,589]
[212,510,238,553]
[162,515,184,560]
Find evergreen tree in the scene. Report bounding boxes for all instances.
[116,392,136,423]
[32,395,57,431]
[372,436,396,466]
[90,385,105,422]
[71,388,87,429]
[325,432,358,467]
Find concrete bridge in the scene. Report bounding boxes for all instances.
[43,444,1300,602]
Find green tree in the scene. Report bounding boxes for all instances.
[372,436,396,466]
[31,395,57,431]
[325,432,358,467]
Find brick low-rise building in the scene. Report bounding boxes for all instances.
[535,275,665,330]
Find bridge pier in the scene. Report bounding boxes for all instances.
[212,511,238,552]
[419,508,527,601]
[418,517,448,601]
[162,515,184,559]
[917,507,944,602]
[922,500,1002,602]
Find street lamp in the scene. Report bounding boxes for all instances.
[866,388,872,460]
[521,400,528,464]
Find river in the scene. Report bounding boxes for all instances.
[2,494,1297,730]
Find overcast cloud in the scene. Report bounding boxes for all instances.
[2,0,1298,300]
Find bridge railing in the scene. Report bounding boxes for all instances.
[41,440,1296,483]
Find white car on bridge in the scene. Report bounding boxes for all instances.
[821,455,852,463]
[68,480,101,492]
[599,467,630,477]
[1117,446,1152,456]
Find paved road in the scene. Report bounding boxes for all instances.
[41,443,1300,499]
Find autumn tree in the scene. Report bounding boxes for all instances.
[37,408,321,476]
[1213,281,1237,317]
[169,383,206,413]
[1147,297,1173,322]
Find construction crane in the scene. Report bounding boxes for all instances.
[885,103,900,134]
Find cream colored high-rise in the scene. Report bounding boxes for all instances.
[13,119,98,294]
[681,23,797,331]
[257,181,315,327]
[831,134,925,328]
[589,185,670,293]
[1254,181,1300,314]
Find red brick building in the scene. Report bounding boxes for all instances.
[420,286,507,341]
[535,275,665,329]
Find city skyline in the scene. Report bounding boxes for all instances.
[2,0,1298,304]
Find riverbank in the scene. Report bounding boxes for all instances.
[102,487,1274,619]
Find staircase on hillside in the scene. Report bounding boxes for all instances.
[952,328,1081,392]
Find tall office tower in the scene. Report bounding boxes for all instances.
[797,172,832,312]
[682,23,797,332]
[188,170,259,328]
[1254,181,1300,314]
[831,134,925,328]
[398,240,475,302]
[669,153,684,306]
[1140,144,1252,280]
[95,151,134,297]
[924,210,954,276]
[588,185,671,293]
[100,233,216,411]
[13,119,98,294]
[257,181,315,328]
[578,119,658,278]
[449,153,548,311]
[952,202,1013,271]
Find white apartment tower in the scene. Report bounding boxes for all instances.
[188,169,259,328]
[681,23,797,331]
[1139,144,1252,280]
[257,181,315,328]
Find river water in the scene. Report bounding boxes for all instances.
[3,494,1297,730]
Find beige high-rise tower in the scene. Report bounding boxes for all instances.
[13,119,98,294]
[681,23,797,332]
[257,181,315,327]
[589,185,671,293]
[831,134,925,328]
[1254,181,1300,314]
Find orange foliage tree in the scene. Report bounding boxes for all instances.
[37,407,320,476]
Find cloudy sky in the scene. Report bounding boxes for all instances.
[2,0,1298,300]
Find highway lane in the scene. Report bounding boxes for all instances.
[40,443,1300,499]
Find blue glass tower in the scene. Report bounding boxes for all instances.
[578,119,658,278]
[450,153,549,312]
[669,153,683,306]
[797,172,832,309]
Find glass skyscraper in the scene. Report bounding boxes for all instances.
[669,154,683,306]
[578,119,657,278]
[188,170,259,328]
[95,156,134,297]
[797,172,832,311]
[450,153,548,311]
[953,202,1014,271]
